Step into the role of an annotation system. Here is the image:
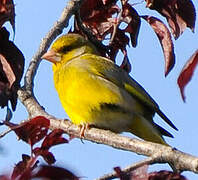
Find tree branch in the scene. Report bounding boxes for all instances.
[24,0,85,93]
[17,89,198,174]
[95,158,152,180]
[50,120,198,174]
[0,127,11,138]
[75,10,108,51]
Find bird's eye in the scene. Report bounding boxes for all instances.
[59,46,73,53]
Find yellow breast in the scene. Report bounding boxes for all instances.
[52,58,130,126]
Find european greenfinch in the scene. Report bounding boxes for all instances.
[42,33,177,145]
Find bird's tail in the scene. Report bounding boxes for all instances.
[130,115,170,145]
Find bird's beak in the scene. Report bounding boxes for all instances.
[41,49,61,63]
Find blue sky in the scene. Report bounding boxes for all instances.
[0,0,198,179]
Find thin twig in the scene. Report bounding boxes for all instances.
[95,157,154,180]
[109,0,125,45]
[0,128,11,138]
[75,10,107,51]
[24,0,85,93]
[109,9,122,45]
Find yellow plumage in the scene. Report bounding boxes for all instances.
[42,33,177,145]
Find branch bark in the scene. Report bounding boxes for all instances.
[96,158,152,180]
[24,0,85,93]
[16,0,198,178]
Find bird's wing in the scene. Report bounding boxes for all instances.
[84,55,177,130]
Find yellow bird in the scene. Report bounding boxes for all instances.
[42,33,177,145]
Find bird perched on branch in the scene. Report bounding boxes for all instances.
[42,33,177,145]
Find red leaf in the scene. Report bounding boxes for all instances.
[11,154,31,179]
[114,166,130,180]
[0,175,10,180]
[74,0,141,66]
[177,0,196,32]
[149,170,188,180]
[41,129,68,149]
[0,54,15,88]
[177,50,198,102]
[5,116,50,147]
[0,53,15,108]
[145,0,196,39]
[0,27,24,110]
[33,148,56,165]
[78,0,119,40]
[142,16,175,76]
[114,166,186,180]
[120,50,131,73]
[122,3,141,47]
[109,29,130,62]
[41,151,56,165]
[0,0,15,31]
[11,154,38,180]
[74,0,120,59]
[33,165,79,180]
[33,129,68,164]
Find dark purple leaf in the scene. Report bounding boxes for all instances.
[177,50,198,102]
[0,27,24,110]
[142,16,175,76]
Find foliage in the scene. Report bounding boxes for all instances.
[2,116,75,180]
[74,0,196,82]
[114,166,188,180]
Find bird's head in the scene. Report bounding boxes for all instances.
[42,33,98,64]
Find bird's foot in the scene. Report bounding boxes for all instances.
[79,123,90,143]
